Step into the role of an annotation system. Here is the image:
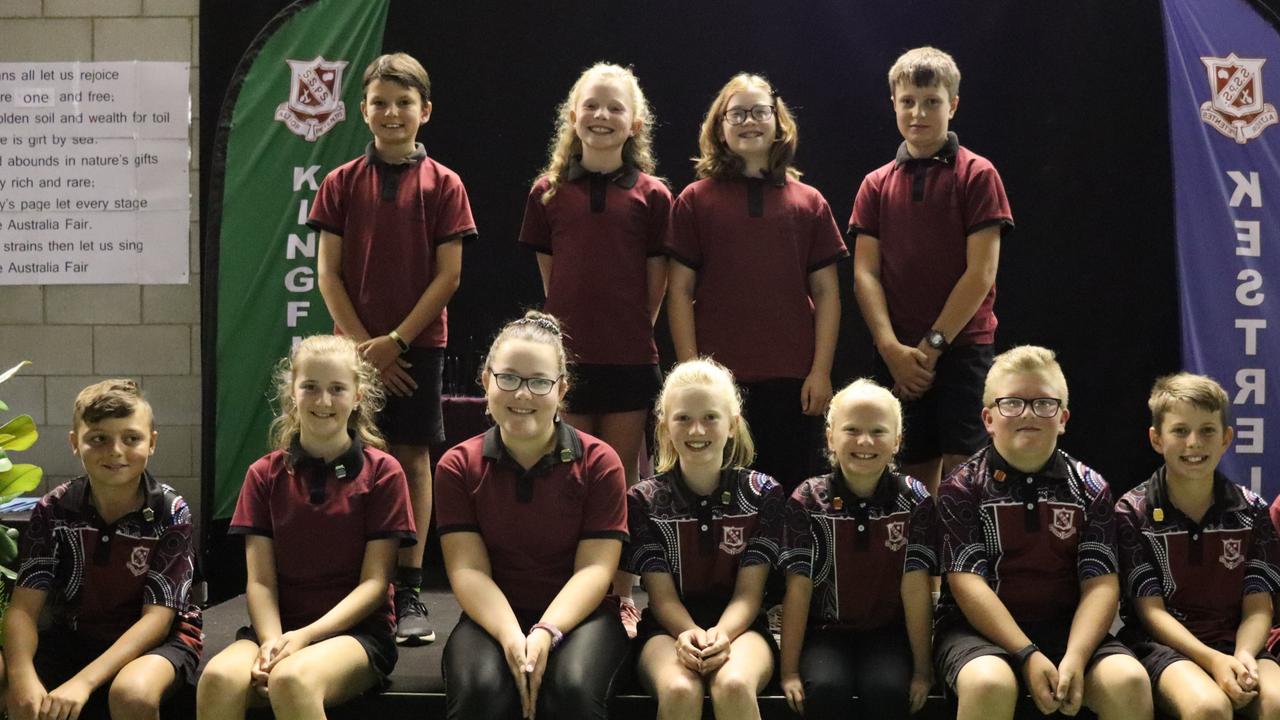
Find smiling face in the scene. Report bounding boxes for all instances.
[892,80,957,158]
[720,86,776,168]
[983,370,1070,472]
[1150,400,1233,485]
[663,384,737,475]
[361,78,431,155]
[827,390,901,488]
[292,352,360,443]
[69,407,157,492]
[570,75,638,161]
[484,338,566,445]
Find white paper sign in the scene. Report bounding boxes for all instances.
[0,62,190,284]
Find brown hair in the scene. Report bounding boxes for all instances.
[363,52,431,103]
[653,358,755,473]
[888,46,961,97]
[1148,372,1231,431]
[693,73,800,181]
[73,379,152,429]
[268,335,387,452]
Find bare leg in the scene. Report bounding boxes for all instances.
[706,631,773,720]
[1244,657,1280,720]
[267,635,381,720]
[391,443,432,573]
[1150,658,1230,720]
[594,410,649,598]
[954,655,1018,720]
[637,635,705,720]
[108,654,175,720]
[197,639,270,720]
[1083,653,1152,720]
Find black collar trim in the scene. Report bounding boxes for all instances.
[894,131,959,167]
[287,434,365,504]
[566,158,639,189]
[827,467,903,511]
[63,470,171,526]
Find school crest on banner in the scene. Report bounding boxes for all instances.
[1200,53,1278,143]
[275,56,349,142]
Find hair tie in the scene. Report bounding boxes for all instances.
[513,317,561,336]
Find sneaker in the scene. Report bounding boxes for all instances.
[394,585,436,645]
[618,596,641,640]
[766,603,783,646]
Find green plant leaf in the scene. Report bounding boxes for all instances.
[0,453,10,473]
[0,529,17,565]
[0,464,41,501]
[0,361,30,385]
[0,399,7,412]
[0,415,36,451]
[0,565,14,580]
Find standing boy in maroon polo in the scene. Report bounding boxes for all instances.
[2,380,201,720]
[310,52,478,644]
[850,46,1013,492]
[1116,373,1280,717]
[934,346,1151,720]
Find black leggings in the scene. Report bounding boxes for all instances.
[442,605,630,720]
[800,623,914,720]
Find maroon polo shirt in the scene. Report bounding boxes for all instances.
[935,446,1117,627]
[849,133,1013,347]
[18,473,202,652]
[308,143,478,348]
[625,467,786,602]
[230,439,417,636]
[1116,468,1280,648]
[434,424,629,615]
[781,470,936,631]
[519,163,671,365]
[666,176,849,382]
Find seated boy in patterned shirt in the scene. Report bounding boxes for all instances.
[1,380,201,720]
[934,346,1152,720]
[1116,372,1280,718]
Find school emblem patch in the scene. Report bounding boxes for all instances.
[1219,538,1244,570]
[1199,53,1277,144]
[884,521,907,551]
[720,526,745,555]
[126,546,150,577]
[1050,508,1076,540]
[275,56,349,142]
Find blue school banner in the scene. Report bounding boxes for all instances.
[1163,0,1279,497]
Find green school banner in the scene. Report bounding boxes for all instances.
[208,0,388,520]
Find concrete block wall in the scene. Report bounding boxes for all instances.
[0,1,202,520]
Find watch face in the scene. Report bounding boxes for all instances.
[928,331,945,349]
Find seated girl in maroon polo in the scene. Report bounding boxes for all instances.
[779,379,936,720]
[1116,373,1280,718]
[435,311,630,720]
[626,358,785,720]
[665,72,847,491]
[198,335,416,718]
[518,62,673,635]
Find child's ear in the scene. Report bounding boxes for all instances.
[1148,426,1163,452]
[420,101,433,125]
[1222,426,1235,448]
[631,118,642,137]
[981,406,996,435]
[148,430,158,456]
[949,94,959,118]
[1057,407,1070,435]
[67,430,78,454]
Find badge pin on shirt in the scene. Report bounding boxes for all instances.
[335,464,347,479]
[1153,508,1164,522]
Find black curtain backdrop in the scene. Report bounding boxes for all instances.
[202,0,1195,498]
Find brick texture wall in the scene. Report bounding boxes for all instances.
[0,0,202,520]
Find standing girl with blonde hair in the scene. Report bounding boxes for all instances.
[666,73,847,491]
[518,62,672,635]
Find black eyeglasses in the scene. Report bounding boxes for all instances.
[991,397,1063,418]
[723,104,775,126]
[489,369,562,396]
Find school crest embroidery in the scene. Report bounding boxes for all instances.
[1050,508,1076,540]
[720,526,745,555]
[275,56,349,142]
[126,546,150,577]
[1219,538,1245,570]
[884,521,907,551]
[1199,53,1278,144]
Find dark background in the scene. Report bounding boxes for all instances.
[202,0,1270,513]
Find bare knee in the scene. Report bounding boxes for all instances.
[708,668,756,704]
[656,672,704,711]
[1180,693,1232,720]
[108,675,162,720]
[196,652,250,704]
[266,658,320,709]
[955,656,1018,706]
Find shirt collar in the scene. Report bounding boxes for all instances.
[566,157,639,189]
[894,131,959,167]
[1145,465,1247,525]
[660,465,739,509]
[364,141,427,167]
[827,467,902,511]
[481,421,583,465]
[286,433,365,480]
[987,444,1069,484]
[63,470,169,525]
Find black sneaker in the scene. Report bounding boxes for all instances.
[394,585,436,645]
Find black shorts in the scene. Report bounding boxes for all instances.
[873,343,993,464]
[378,346,445,446]
[564,363,662,414]
[740,377,821,491]
[236,622,398,690]
[1131,637,1276,685]
[935,617,1136,690]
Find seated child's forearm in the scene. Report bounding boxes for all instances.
[1064,575,1119,663]
[73,605,173,691]
[300,574,391,643]
[902,570,934,674]
[1136,597,1218,667]
[713,564,768,640]
[779,575,812,676]
[3,606,41,682]
[1235,593,1273,657]
[949,572,1034,652]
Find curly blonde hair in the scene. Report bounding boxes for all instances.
[653,358,755,473]
[538,62,658,204]
[693,73,800,181]
[269,335,387,452]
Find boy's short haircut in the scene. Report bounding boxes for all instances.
[73,379,152,429]
[982,345,1069,408]
[888,46,961,97]
[362,52,431,103]
[1148,372,1231,431]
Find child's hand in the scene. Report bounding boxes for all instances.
[7,674,48,720]
[380,360,419,397]
[1021,650,1061,715]
[675,627,708,673]
[881,342,933,399]
[908,668,932,714]
[800,371,832,416]
[358,336,402,372]
[1053,655,1086,716]
[1234,649,1260,692]
[260,629,313,673]
[523,627,554,719]
[698,626,732,676]
[500,628,532,719]
[781,671,806,715]
[40,677,93,720]
[1209,651,1257,709]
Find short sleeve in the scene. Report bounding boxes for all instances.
[434,172,478,243]
[307,168,346,236]
[937,475,988,577]
[1114,493,1161,598]
[1244,494,1280,595]
[905,491,939,575]
[433,448,479,535]
[143,500,195,610]
[364,456,417,546]
[229,462,274,537]
[743,477,786,569]
[580,446,628,542]
[805,196,849,273]
[645,183,673,257]
[624,485,671,575]
[665,189,702,269]
[518,182,552,253]
[16,498,57,592]
[961,162,1014,237]
[779,486,815,577]
[848,172,882,238]
[1078,468,1118,581]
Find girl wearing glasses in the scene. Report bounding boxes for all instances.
[666,73,848,492]
[626,358,786,720]
[434,311,630,720]
[518,63,672,635]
